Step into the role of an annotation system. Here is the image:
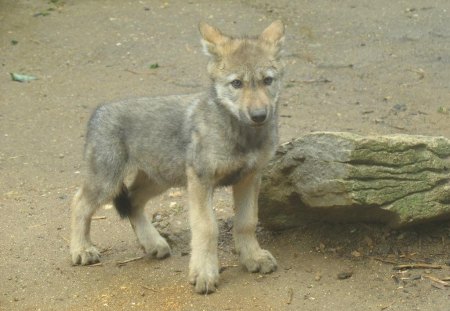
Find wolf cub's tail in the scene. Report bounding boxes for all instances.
[113,184,133,218]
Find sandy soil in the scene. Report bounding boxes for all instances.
[1,0,450,310]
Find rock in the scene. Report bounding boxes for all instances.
[337,271,353,280]
[259,132,450,229]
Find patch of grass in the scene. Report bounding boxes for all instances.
[437,107,449,114]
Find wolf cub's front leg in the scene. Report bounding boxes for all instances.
[186,167,219,294]
[232,172,277,274]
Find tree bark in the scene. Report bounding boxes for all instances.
[259,132,450,229]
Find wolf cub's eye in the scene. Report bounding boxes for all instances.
[263,77,274,86]
[230,79,243,89]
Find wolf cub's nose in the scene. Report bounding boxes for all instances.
[249,108,268,124]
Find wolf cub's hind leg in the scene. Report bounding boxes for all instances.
[70,187,102,265]
[127,171,171,259]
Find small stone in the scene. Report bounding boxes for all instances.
[169,201,177,208]
[168,191,183,198]
[337,271,353,280]
[314,273,322,281]
[153,214,162,222]
[393,103,407,112]
[351,250,361,257]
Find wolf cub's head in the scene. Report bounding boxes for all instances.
[199,21,285,127]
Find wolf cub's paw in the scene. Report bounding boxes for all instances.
[189,267,219,294]
[145,237,171,259]
[242,249,277,274]
[71,246,100,266]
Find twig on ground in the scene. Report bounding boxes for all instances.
[59,234,70,245]
[116,256,145,266]
[393,263,442,270]
[219,264,239,273]
[423,275,449,287]
[381,301,395,310]
[124,69,157,75]
[286,287,294,304]
[100,247,112,253]
[372,257,398,265]
[372,257,443,270]
[142,285,159,292]
[291,78,331,84]
[92,216,107,220]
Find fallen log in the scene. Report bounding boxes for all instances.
[259,132,450,229]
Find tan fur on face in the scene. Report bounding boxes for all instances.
[199,21,285,79]
[241,85,270,114]
[199,21,285,125]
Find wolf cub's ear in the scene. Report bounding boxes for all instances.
[260,20,285,55]
[199,22,229,58]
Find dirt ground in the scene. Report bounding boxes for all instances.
[1,0,450,310]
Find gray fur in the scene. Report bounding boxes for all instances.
[70,20,286,294]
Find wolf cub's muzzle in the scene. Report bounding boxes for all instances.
[248,107,269,126]
[249,107,268,124]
